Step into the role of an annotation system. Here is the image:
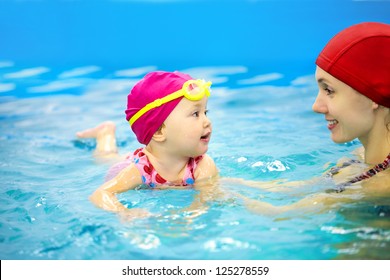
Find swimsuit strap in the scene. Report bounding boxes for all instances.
[335,152,390,192]
[182,155,203,185]
[130,148,202,188]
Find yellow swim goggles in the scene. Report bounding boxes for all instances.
[129,79,212,126]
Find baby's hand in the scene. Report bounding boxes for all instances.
[118,208,152,222]
[183,208,208,220]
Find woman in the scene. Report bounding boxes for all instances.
[240,22,390,215]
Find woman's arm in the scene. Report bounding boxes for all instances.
[220,177,321,192]
[237,191,360,216]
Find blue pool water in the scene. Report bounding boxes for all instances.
[1,0,390,260]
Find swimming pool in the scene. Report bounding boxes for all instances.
[1,0,390,260]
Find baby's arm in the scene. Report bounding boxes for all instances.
[90,164,148,218]
[181,154,220,218]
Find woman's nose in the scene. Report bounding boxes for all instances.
[312,92,327,114]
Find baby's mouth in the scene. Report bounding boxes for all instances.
[201,132,211,141]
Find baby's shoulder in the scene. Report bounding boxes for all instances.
[194,154,218,178]
[196,153,214,165]
[115,162,143,182]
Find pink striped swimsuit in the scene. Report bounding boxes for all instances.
[105,148,203,188]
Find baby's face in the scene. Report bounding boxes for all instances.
[162,96,212,157]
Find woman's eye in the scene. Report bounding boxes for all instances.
[324,87,334,95]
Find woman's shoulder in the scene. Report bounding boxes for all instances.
[361,168,390,194]
[351,146,364,160]
[333,146,364,166]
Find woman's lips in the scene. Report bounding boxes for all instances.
[327,119,338,130]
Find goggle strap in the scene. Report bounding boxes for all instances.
[129,89,184,126]
[129,79,212,126]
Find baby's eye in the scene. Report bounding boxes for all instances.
[205,109,209,116]
[192,111,199,117]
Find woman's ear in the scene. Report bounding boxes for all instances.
[372,101,379,110]
[152,124,166,142]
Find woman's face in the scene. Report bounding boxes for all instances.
[312,66,377,144]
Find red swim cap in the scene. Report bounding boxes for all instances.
[125,71,193,145]
[316,22,390,108]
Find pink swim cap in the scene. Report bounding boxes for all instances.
[316,22,390,108]
[125,71,193,145]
